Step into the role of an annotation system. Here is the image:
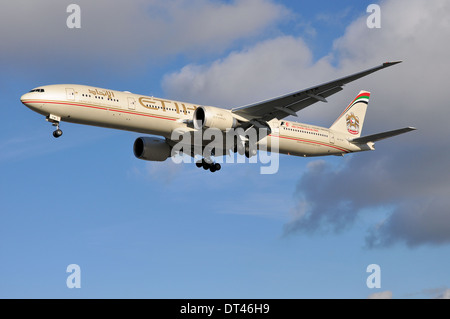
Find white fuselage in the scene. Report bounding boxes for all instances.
[20,84,368,157]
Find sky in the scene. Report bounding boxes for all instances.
[1,0,450,299]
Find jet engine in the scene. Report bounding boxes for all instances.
[193,106,238,131]
[133,137,171,161]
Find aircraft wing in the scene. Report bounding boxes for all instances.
[350,127,416,144]
[231,61,402,122]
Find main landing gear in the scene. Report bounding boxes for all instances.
[46,114,63,138]
[196,159,221,173]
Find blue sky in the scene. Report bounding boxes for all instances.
[1,0,450,299]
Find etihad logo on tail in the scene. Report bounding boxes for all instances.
[346,112,360,135]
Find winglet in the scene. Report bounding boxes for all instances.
[383,61,402,67]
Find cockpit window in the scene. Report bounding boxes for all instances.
[29,88,45,93]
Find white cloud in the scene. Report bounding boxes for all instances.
[406,287,450,299]
[163,36,337,107]
[315,7,352,27]
[128,160,183,185]
[437,289,450,299]
[145,0,289,56]
[331,0,450,132]
[368,290,393,299]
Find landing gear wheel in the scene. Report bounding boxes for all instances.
[210,163,221,172]
[245,144,250,158]
[196,158,221,172]
[53,129,63,138]
[244,143,256,158]
[202,160,210,170]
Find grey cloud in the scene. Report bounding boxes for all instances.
[0,0,288,73]
[284,157,388,236]
[285,141,450,248]
[285,140,450,248]
[284,0,450,248]
[366,198,450,248]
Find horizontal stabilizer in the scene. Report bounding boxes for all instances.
[350,127,416,144]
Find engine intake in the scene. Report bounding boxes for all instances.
[193,106,238,131]
[133,137,171,161]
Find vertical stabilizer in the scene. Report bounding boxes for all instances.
[329,90,370,138]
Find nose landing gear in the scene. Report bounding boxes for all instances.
[52,125,63,138]
[46,114,63,138]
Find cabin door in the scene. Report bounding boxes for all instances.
[66,88,75,101]
[128,97,136,110]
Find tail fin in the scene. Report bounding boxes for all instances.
[329,90,370,138]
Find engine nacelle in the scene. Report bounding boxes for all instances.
[133,137,171,161]
[193,106,238,131]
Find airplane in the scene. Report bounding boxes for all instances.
[20,61,415,172]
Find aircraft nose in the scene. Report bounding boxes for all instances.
[20,93,30,104]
